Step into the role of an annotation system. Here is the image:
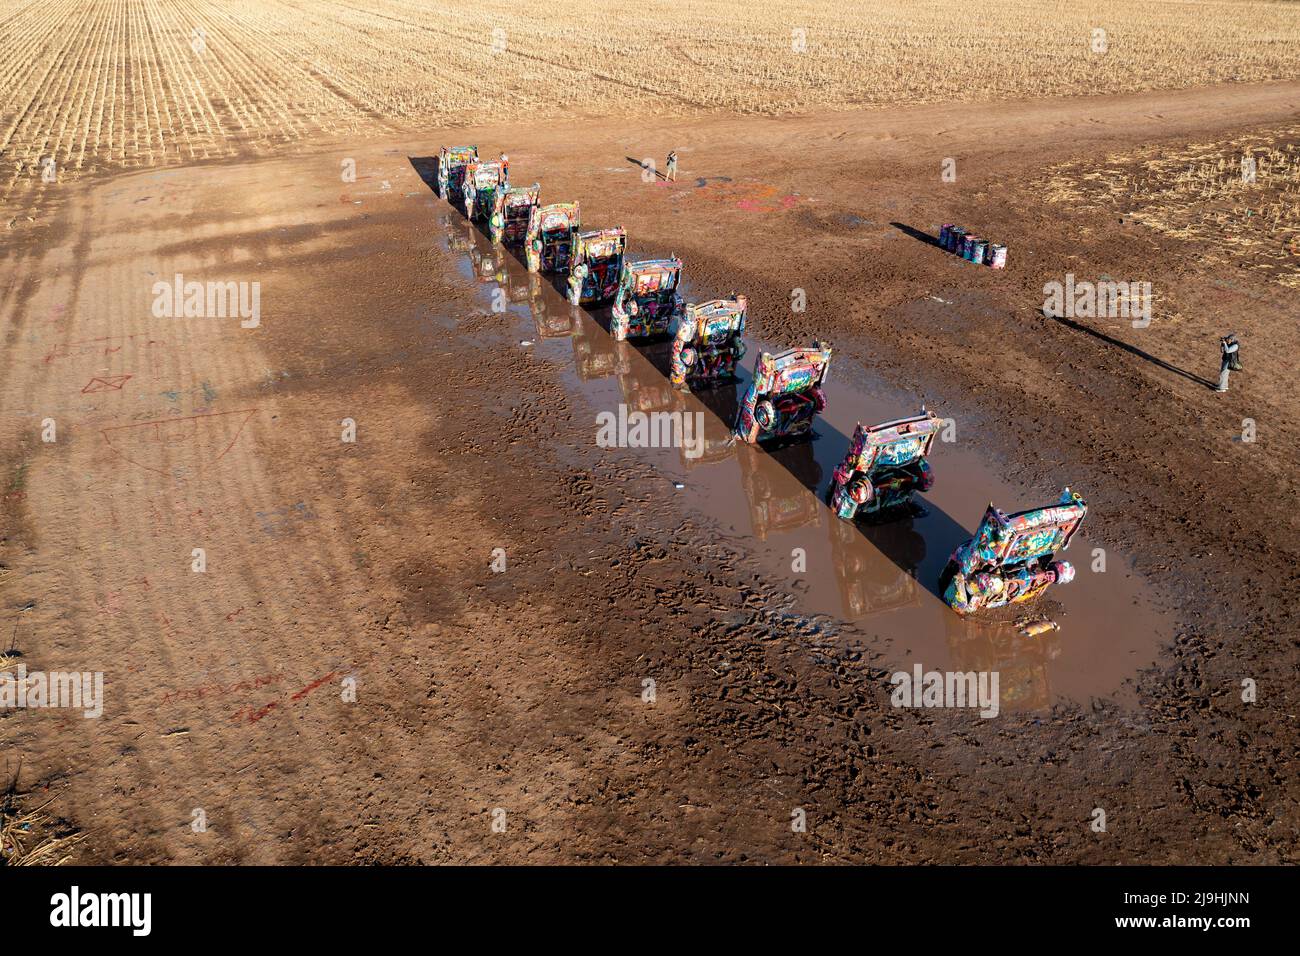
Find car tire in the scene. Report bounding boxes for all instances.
[937,560,959,599]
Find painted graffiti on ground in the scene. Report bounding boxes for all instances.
[160,381,218,406]
[93,576,153,617]
[101,409,257,477]
[255,501,317,536]
[231,669,343,724]
[161,672,285,706]
[667,177,802,214]
[44,334,166,365]
[81,374,132,393]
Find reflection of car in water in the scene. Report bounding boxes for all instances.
[444,214,476,255]
[616,339,676,413]
[571,315,623,381]
[940,489,1087,615]
[736,342,832,444]
[827,515,926,618]
[463,160,508,221]
[500,263,572,340]
[530,290,575,339]
[489,183,540,245]
[436,145,478,202]
[739,441,823,541]
[567,228,627,305]
[610,258,683,341]
[671,297,748,391]
[830,411,940,522]
[945,615,1060,711]
[526,202,580,273]
[676,386,740,468]
[467,237,507,285]
[503,267,541,305]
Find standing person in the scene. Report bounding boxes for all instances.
[499,153,509,185]
[666,150,678,183]
[1217,333,1240,392]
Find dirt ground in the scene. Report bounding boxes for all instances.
[2,80,1298,864]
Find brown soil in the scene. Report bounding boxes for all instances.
[2,80,1298,863]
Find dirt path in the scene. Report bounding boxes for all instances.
[2,82,1297,863]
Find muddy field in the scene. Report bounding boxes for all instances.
[2,72,1299,863]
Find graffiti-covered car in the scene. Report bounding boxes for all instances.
[735,342,832,444]
[610,257,683,340]
[830,410,941,521]
[940,489,1087,615]
[463,160,508,221]
[526,202,580,273]
[489,183,540,245]
[670,296,747,391]
[436,145,478,201]
[567,228,627,305]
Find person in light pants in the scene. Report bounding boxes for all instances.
[666,150,678,182]
[1217,334,1240,392]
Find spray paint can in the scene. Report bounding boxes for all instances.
[1019,618,1059,638]
[988,244,1007,269]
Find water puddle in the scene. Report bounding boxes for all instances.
[434,209,1174,710]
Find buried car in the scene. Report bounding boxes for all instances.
[830,410,942,521]
[489,183,540,245]
[526,202,580,273]
[567,228,627,305]
[436,145,478,202]
[610,257,684,340]
[463,160,508,221]
[670,296,748,391]
[940,489,1088,615]
[734,341,832,444]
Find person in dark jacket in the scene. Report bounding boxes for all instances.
[1217,334,1240,392]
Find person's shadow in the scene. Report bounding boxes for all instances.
[889,221,1219,390]
[1043,310,1219,390]
[626,156,670,181]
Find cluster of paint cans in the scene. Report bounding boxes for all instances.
[939,224,1007,269]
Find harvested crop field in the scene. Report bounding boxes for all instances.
[1042,122,1300,288]
[4,0,1300,201]
[1,2,1299,871]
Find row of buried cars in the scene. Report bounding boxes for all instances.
[435,145,1088,618]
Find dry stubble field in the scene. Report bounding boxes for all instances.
[3,0,1300,203]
